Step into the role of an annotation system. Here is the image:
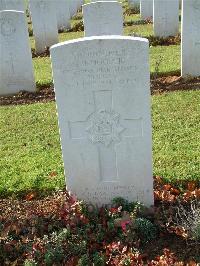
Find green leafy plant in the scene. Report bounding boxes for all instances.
[92,252,106,266]
[24,259,37,266]
[134,218,158,243]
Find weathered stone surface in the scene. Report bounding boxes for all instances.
[29,0,58,54]
[129,0,140,8]
[0,10,35,95]
[83,1,123,37]
[182,0,200,76]
[77,0,83,10]
[153,0,179,37]
[56,0,71,30]
[140,0,153,19]
[0,0,25,11]
[50,36,153,207]
[69,0,78,17]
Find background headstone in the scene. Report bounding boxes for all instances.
[140,0,153,20]
[181,0,200,76]
[56,0,71,31]
[153,0,179,37]
[69,0,78,17]
[83,1,123,37]
[50,36,154,207]
[129,0,140,8]
[77,0,83,10]
[29,0,58,54]
[0,10,35,95]
[0,0,25,12]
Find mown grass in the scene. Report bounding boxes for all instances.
[33,57,52,87]
[0,103,65,197]
[0,91,199,197]
[152,90,200,181]
[150,45,180,75]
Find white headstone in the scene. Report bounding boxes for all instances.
[140,0,153,20]
[129,0,140,8]
[181,0,200,76]
[50,36,154,207]
[153,0,179,37]
[83,1,123,37]
[0,10,35,95]
[29,0,58,54]
[56,0,71,30]
[69,0,78,17]
[0,0,25,11]
[77,0,83,10]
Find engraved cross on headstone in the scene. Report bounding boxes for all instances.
[68,90,143,182]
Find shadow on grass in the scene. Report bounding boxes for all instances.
[0,186,66,200]
[151,70,181,78]
[1,176,200,200]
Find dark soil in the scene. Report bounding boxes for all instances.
[143,233,200,262]
[0,76,199,106]
[151,75,200,94]
[0,85,55,106]
[31,47,50,58]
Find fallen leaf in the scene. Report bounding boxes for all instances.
[187,181,196,191]
[25,192,36,201]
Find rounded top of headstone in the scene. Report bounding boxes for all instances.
[83,1,122,9]
[0,10,24,14]
[50,35,149,51]
[0,10,25,37]
[84,0,119,5]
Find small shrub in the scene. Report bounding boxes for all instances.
[77,254,90,266]
[24,259,37,266]
[134,218,158,243]
[72,13,83,20]
[28,28,33,37]
[93,252,106,266]
[112,197,142,213]
[174,200,200,241]
[124,6,140,15]
[69,21,84,32]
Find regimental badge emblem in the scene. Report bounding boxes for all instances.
[86,110,125,147]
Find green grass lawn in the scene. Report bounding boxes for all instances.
[0,103,65,197]
[0,91,199,197]
[0,1,198,198]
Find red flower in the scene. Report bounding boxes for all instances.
[121,220,131,232]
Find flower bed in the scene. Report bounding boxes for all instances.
[0,176,200,265]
